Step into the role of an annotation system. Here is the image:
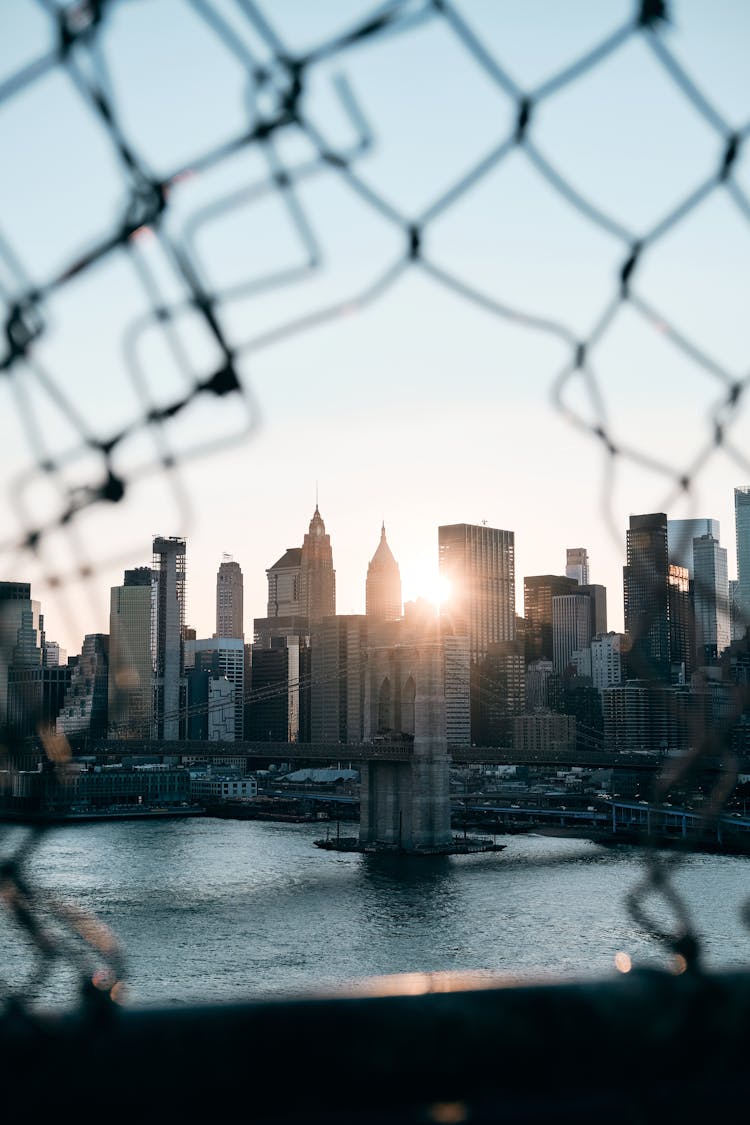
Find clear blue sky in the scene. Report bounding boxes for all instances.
[1,0,749,653]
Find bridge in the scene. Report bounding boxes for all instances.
[78,738,735,774]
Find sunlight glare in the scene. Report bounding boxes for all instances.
[401,557,452,610]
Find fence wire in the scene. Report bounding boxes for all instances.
[1,0,750,1008]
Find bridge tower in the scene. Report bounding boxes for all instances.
[359,634,452,852]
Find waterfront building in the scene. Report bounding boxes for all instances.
[152,536,187,740]
[15,763,191,813]
[185,637,245,739]
[108,567,154,739]
[565,547,589,586]
[693,534,730,666]
[188,773,258,803]
[438,523,515,664]
[215,556,244,640]
[365,523,401,622]
[667,518,720,576]
[623,512,671,682]
[523,575,578,663]
[56,634,109,739]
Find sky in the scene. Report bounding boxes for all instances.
[1,0,750,655]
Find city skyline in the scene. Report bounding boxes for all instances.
[4,486,748,662]
[1,2,749,666]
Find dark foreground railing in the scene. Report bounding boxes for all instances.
[3,967,750,1123]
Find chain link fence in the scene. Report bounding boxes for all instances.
[1,0,750,1012]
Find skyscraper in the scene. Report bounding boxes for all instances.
[693,533,730,665]
[366,523,401,621]
[438,523,515,663]
[184,636,245,739]
[310,615,368,744]
[667,563,691,682]
[623,513,670,682]
[108,567,154,738]
[299,505,336,622]
[152,536,186,740]
[265,548,302,619]
[667,518,720,576]
[552,594,592,675]
[215,556,244,640]
[735,487,750,629]
[523,575,578,663]
[57,634,109,738]
[0,581,43,726]
[565,548,589,586]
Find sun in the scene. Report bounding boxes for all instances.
[401,558,452,611]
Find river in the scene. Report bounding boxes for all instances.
[2,817,749,1009]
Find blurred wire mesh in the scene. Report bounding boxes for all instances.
[1,0,750,1007]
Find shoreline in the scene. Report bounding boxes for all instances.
[0,807,206,825]
[530,823,750,857]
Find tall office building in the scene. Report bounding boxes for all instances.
[474,639,526,745]
[735,487,750,630]
[668,564,691,682]
[1,582,41,724]
[579,584,607,636]
[366,523,401,621]
[668,518,720,577]
[693,534,730,665]
[108,567,154,738]
[310,615,368,744]
[299,505,336,622]
[591,633,625,693]
[248,635,310,742]
[266,547,302,618]
[730,579,744,641]
[215,556,244,640]
[438,523,515,663]
[152,537,186,740]
[523,575,578,663]
[623,513,671,682]
[565,548,590,586]
[57,634,109,738]
[552,594,592,675]
[184,637,245,740]
[185,651,236,742]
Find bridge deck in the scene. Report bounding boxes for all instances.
[72,739,735,772]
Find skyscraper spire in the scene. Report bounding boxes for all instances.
[300,504,335,620]
[366,522,401,621]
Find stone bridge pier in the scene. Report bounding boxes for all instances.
[359,638,452,852]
